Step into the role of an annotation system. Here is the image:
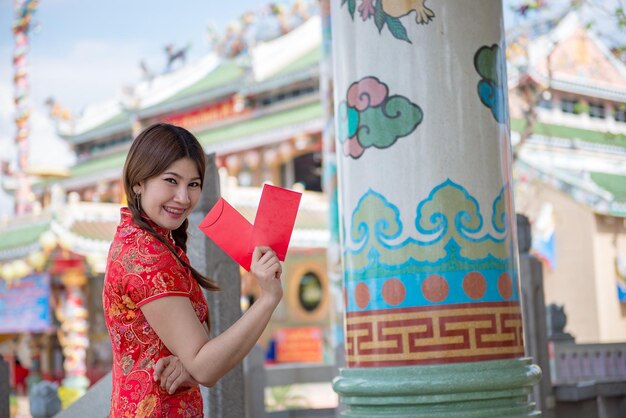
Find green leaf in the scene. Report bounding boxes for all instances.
[386,16,411,43]
[348,0,356,19]
[374,0,385,32]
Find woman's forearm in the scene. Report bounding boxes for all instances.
[144,247,283,387]
[190,295,279,386]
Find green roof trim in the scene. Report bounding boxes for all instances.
[164,61,245,104]
[590,172,626,203]
[273,46,321,77]
[67,102,322,179]
[96,112,129,131]
[0,222,49,252]
[68,112,129,142]
[70,151,127,178]
[196,101,323,146]
[511,118,626,148]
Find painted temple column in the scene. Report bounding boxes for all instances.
[13,0,39,215]
[56,268,90,404]
[330,1,541,416]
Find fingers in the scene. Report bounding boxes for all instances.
[251,246,284,283]
[164,367,182,394]
[167,373,188,395]
[153,356,170,382]
[272,262,282,280]
[154,355,196,395]
[252,246,271,263]
[258,248,277,265]
[158,357,179,390]
[253,247,279,269]
[275,261,283,279]
[259,257,282,279]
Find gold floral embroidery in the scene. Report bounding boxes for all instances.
[107,299,135,321]
[136,394,157,418]
[153,271,175,293]
[177,400,189,416]
[122,295,136,310]
[124,309,136,321]
[108,302,122,318]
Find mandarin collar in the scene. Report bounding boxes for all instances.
[119,207,173,241]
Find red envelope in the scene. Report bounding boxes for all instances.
[248,184,302,261]
[198,198,253,271]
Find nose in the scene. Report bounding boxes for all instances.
[173,186,190,205]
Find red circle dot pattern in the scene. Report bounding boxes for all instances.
[421,275,449,303]
[498,272,513,300]
[462,271,487,300]
[354,282,371,309]
[382,278,406,306]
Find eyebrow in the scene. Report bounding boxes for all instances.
[163,172,202,181]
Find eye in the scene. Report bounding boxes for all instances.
[164,178,177,184]
[189,181,201,188]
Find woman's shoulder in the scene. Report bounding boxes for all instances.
[113,215,169,252]
[108,224,176,276]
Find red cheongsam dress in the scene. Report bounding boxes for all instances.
[103,208,208,417]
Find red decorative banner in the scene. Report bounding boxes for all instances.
[163,96,245,130]
[275,326,323,363]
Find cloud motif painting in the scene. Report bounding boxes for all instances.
[474,44,508,124]
[337,76,423,159]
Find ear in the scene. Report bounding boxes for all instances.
[132,182,143,195]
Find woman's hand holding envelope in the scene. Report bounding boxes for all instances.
[250,246,283,306]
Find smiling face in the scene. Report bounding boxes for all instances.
[133,157,202,231]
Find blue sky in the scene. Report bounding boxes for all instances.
[0,0,283,216]
[0,0,284,111]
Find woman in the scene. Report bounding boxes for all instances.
[103,123,283,417]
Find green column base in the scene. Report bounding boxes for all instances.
[333,358,541,417]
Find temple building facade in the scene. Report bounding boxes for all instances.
[507,12,626,342]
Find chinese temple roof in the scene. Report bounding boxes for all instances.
[508,12,626,102]
[58,12,322,144]
[509,11,626,217]
[0,220,51,260]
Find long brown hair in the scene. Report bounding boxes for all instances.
[123,123,219,291]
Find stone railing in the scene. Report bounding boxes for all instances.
[550,341,626,418]
[551,342,626,385]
